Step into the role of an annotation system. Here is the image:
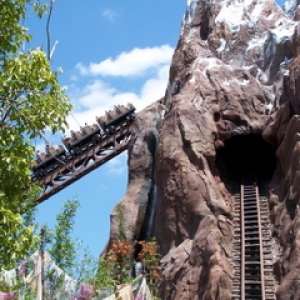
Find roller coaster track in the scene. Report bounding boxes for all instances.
[34,123,133,203]
[232,181,275,300]
[31,104,136,203]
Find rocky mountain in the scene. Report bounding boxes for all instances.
[106,0,300,299]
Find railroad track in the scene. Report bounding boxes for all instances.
[232,181,275,300]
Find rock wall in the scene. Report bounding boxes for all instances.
[107,101,165,246]
[105,0,300,299]
[264,57,300,300]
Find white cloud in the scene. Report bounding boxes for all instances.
[105,152,128,176]
[102,9,117,21]
[140,65,170,104]
[76,45,174,77]
[66,71,167,131]
[66,45,174,132]
[66,80,140,130]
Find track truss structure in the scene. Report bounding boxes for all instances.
[35,125,132,203]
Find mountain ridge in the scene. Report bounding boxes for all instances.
[105,0,300,299]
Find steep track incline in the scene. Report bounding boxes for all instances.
[232,182,275,300]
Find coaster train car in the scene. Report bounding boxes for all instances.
[32,103,135,180]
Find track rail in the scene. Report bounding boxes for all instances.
[232,181,275,300]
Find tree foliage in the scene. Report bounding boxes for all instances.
[43,199,106,296]
[47,199,80,276]
[0,198,98,297]
[0,0,72,267]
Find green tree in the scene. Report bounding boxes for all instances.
[44,198,105,298]
[47,199,80,276]
[0,0,72,268]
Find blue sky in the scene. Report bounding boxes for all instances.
[29,0,186,258]
[29,0,288,259]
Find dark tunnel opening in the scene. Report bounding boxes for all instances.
[215,135,277,191]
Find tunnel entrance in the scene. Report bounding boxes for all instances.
[215,135,277,191]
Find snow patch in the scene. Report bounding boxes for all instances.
[186,27,199,43]
[189,76,196,84]
[192,58,221,79]
[216,39,226,52]
[215,0,264,33]
[249,2,265,25]
[201,58,221,77]
[270,21,296,44]
[186,0,198,24]
[246,35,268,51]
[256,69,269,83]
[283,0,300,17]
[223,78,231,86]
[180,15,185,37]
[215,0,252,33]
[264,89,276,114]
[215,0,246,33]
[266,11,274,20]
[223,76,249,87]
[265,102,274,114]
[240,78,249,86]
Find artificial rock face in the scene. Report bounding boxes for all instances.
[107,0,300,299]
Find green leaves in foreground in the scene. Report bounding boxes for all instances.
[0,0,72,268]
[0,50,71,136]
[0,207,39,268]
